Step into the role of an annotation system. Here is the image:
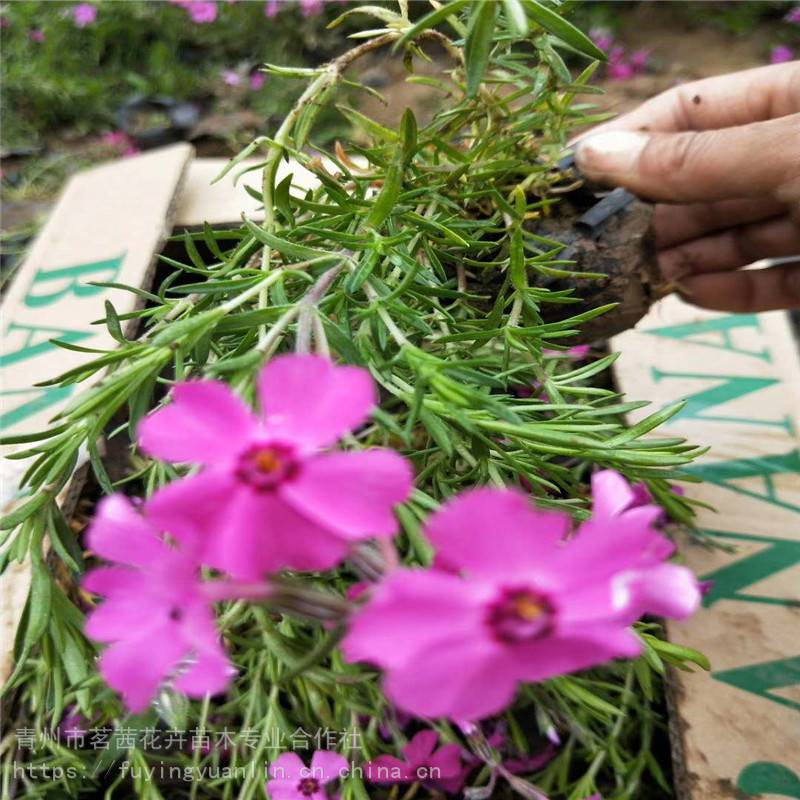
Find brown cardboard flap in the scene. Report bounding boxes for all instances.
[611,295,800,799]
[0,143,193,682]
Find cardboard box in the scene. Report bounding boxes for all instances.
[612,296,800,799]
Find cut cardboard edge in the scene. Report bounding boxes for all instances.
[611,299,800,799]
[1,144,194,685]
[173,156,324,228]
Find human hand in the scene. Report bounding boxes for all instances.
[574,63,800,312]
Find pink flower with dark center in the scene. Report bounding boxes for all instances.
[365,730,465,793]
[249,72,267,90]
[29,29,45,42]
[221,69,241,87]
[139,355,412,580]
[187,1,217,23]
[786,7,800,24]
[771,45,794,64]
[267,750,349,799]
[343,471,700,720]
[72,3,97,27]
[82,495,234,712]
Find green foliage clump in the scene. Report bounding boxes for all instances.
[1,2,712,799]
[0,0,348,151]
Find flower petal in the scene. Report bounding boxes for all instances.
[137,380,257,465]
[82,566,143,597]
[512,627,642,684]
[427,742,463,779]
[145,469,238,553]
[402,730,438,767]
[172,641,234,698]
[258,355,376,450]
[341,569,487,670]
[613,563,701,622]
[86,495,164,567]
[425,489,569,582]
[264,781,301,800]
[201,489,350,578]
[84,594,166,642]
[310,750,349,783]
[282,450,412,539]
[590,470,637,518]
[99,628,186,712]
[365,755,414,783]
[269,752,305,780]
[383,633,515,721]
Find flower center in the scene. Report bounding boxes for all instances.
[487,586,554,643]
[297,777,320,797]
[236,443,298,490]
[168,607,184,622]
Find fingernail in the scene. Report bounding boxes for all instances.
[575,131,649,175]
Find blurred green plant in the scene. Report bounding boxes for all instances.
[0,1,354,151]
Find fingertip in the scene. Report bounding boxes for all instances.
[574,131,650,179]
[679,264,800,313]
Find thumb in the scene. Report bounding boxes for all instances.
[574,115,800,204]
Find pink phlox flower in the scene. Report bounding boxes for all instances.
[608,61,635,81]
[265,0,281,16]
[29,28,45,42]
[589,27,614,52]
[267,750,349,800]
[343,472,700,720]
[72,3,97,27]
[628,48,650,71]
[82,494,234,712]
[785,7,800,24]
[186,1,217,23]
[365,730,465,793]
[101,131,128,149]
[771,45,794,64]
[100,130,140,157]
[221,69,241,87]
[249,72,267,90]
[138,355,413,580]
[300,0,324,16]
[606,45,648,81]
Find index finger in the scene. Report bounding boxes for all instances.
[582,62,800,135]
